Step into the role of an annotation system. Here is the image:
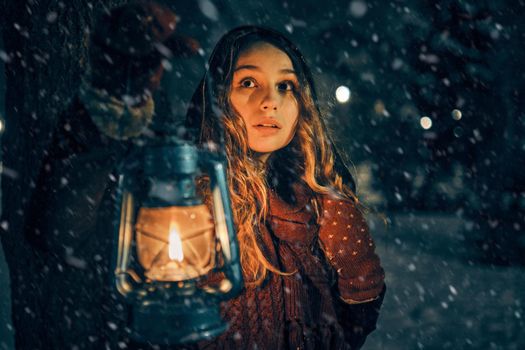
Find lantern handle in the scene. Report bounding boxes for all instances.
[112,182,144,298]
[199,151,244,299]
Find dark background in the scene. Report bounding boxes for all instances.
[1,0,524,349]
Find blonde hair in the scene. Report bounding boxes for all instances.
[193,32,358,287]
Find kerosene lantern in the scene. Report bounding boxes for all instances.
[113,139,243,344]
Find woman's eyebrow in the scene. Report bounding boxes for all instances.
[233,65,297,75]
[280,68,296,75]
[234,64,260,72]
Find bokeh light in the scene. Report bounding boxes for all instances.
[420,116,432,130]
[451,109,462,120]
[335,85,351,103]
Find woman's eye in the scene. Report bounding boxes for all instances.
[277,81,296,92]
[240,78,256,88]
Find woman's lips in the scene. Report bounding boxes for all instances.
[252,124,280,135]
[255,123,279,128]
[253,118,282,129]
[251,118,282,135]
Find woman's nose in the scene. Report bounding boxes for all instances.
[260,88,278,111]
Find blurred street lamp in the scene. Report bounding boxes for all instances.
[451,109,462,120]
[113,140,243,345]
[420,116,432,130]
[335,85,351,103]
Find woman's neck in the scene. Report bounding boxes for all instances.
[254,152,271,163]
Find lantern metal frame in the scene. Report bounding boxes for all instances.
[112,142,243,344]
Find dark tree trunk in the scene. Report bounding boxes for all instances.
[0,0,126,347]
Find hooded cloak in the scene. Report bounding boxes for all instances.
[184,25,357,193]
[182,26,384,350]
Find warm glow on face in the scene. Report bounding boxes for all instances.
[168,226,184,262]
[230,42,299,161]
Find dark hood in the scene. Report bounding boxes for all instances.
[184,25,356,192]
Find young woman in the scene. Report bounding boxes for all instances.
[185,26,385,350]
[15,7,384,346]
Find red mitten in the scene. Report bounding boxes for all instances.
[318,197,385,303]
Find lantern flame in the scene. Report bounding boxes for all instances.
[168,226,184,262]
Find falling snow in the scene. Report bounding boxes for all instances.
[1,0,524,349]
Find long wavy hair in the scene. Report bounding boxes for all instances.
[186,26,358,287]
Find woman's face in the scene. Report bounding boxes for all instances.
[229,42,300,162]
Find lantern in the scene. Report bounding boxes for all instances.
[113,141,243,344]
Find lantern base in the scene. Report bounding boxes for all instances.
[129,300,228,345]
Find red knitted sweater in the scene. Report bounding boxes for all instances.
[195,187,385,350]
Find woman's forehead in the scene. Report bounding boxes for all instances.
[235,42,293,70]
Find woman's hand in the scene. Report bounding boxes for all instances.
[318,198,385,303]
